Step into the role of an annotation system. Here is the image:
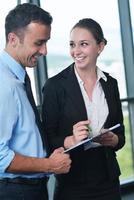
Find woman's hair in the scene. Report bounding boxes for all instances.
[71,18,107,45]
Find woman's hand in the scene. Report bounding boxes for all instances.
[97,130,119,147]
[73,120,90,142]
[64,120,90,149]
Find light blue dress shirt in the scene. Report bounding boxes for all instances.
[0,50,47,178]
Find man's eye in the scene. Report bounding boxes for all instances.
[70,43,75,48]
[35,42,42,46]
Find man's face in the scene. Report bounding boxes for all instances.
[14,22,51,68]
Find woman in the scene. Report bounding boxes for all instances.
[42,18,125,200]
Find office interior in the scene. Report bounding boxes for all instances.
[1,0,134,199]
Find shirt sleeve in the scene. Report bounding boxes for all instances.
[0,86,17,172]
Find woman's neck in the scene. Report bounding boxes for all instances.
[75,65,98,100]
[75,65,97,82]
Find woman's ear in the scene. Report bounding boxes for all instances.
[98,42,105,55]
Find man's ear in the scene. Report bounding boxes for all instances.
[7,32,18,47]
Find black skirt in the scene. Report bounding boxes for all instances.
[53,178,121,200]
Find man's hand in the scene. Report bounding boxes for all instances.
[49,147,71,174]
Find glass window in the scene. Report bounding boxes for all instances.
[118,102,134,182]
[0,1,38,104]
[130,0,134,40]
[40,0,134,183]
[0,1,17,50]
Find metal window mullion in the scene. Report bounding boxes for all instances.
[34,57,48,105]
[118,0,134,171]
[25,0,48,106]
[28,0,40,5]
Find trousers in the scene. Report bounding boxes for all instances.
[0,177,48,200]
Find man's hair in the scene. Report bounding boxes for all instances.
[5,3,53,42]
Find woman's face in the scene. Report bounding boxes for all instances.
[70,27,103,70]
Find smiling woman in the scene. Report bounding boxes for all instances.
[40,0,134,199]
[42,17,125,200]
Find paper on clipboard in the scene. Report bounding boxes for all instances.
[64,123,120,153]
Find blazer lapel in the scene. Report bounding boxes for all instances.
[100,77,113,127]
[60,64,88,120]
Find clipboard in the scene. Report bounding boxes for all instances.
[64,123,120,153]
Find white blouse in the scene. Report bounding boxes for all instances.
[75,67,109,137]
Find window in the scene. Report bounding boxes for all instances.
[0,1,17,50]
[130,0,134,39]
[0,0,39,104]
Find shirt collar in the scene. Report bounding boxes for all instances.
[74,67,83,85]
[0,50,26,83]
[97,67,107,82]
[74,66,107,85]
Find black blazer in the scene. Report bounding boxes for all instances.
[42,63,125,183]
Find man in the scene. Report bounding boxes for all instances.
[0,3,71,200]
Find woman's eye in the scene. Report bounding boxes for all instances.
[81,42,88,46]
